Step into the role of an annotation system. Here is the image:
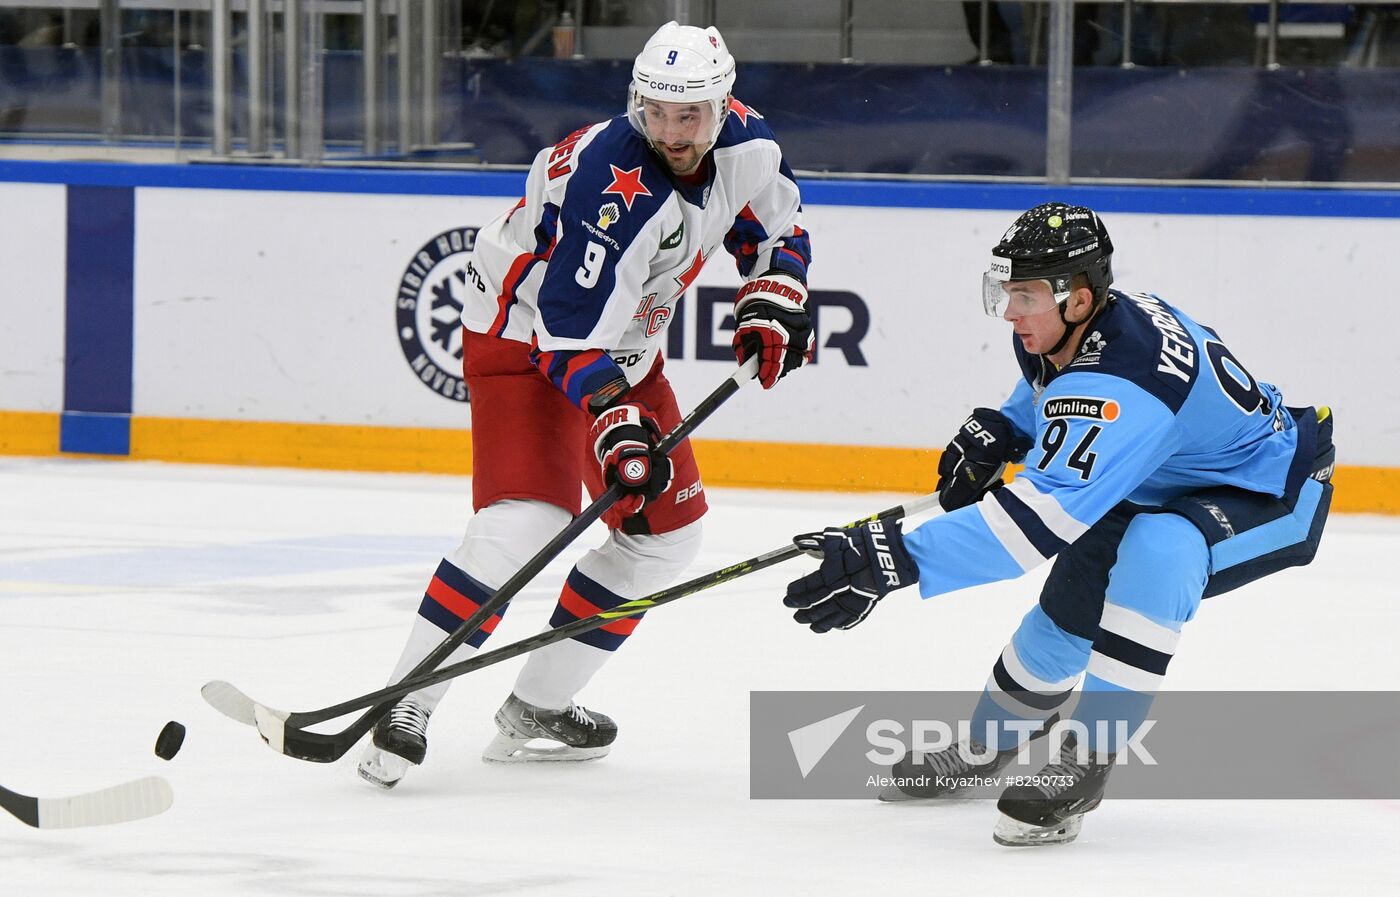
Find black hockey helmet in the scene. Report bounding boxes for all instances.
[983,202,1114,317]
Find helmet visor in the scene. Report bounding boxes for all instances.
[982,273,1071,318]
[627,89,725,149]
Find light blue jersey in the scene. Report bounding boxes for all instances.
[906,289,1307,598]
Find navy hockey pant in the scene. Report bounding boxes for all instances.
[972,412,1334,752]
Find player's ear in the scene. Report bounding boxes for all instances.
[1068,285,1095,322]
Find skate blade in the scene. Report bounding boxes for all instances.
[356,747,410,790]
[481,732,611,764]
[992,812,1084,847]
[877,785,980,803]
[877,784,924,802]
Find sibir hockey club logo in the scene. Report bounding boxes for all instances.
[395,228,479,403]
[1072,330,1108,367]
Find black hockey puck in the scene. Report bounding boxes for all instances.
[154,721,186,761]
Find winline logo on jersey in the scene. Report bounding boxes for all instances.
[396,228,479,403]
[749,691,1400,799]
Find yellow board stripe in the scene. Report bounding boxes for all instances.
[0,411,59,456]
[131,416,473,475]
[2,411,1397,514]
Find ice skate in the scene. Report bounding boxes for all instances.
[992,735,1114,846]
[481,693,617,763]
[879,714,1057,801]
[356,699,431,789]
[878,740,1022,802]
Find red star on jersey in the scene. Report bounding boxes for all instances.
[729,98,759,127]
[671,248,707,301]
[603,164,653,211]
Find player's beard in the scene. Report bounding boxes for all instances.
[654,140,709,176]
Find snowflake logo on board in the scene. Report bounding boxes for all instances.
[395,228,479,403]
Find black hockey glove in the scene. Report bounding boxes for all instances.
[590,402,673,519]
[732,271,814,390]
[783,519,919,633]
[936,408,1033,512]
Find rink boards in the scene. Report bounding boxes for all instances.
[0,160,1396,512]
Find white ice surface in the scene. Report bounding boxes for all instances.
[1,457,1398,895]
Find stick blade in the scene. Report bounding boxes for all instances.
[252,702,291,755]
[34,776,174,829]
[201,680,257,726]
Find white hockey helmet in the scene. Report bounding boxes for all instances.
[627,21,735,150]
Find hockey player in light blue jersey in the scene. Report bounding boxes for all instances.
[782,202,1334,846]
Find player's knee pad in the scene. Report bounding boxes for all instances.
[1105,512,1208,625]
[1037,501,1143,641]
[576,519,703,597]
[450,499,574,588]
[1008,604,1094,686]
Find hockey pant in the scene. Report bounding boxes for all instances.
[385,499,702,713]
[973,410,1334,752]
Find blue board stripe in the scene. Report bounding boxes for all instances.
[0,160,530,198]
[63,184,134,455]
[59,411,131,456]
[794,180,1400,218]
[2,160,1399,218]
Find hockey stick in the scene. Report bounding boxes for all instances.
[0,776,173,829]
[204,491,940,762]
[205,356,761,761]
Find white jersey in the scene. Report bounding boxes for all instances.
[460,100,811,409]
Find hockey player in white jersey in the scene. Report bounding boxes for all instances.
[782,203,1333,845]
[359,21,814,788]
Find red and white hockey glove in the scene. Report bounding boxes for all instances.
[590,402,673,518]
[732,271,814,390]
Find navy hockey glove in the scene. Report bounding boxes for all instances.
[732,271,814,390]
[936,408,1033,512]
[590,402,673,519]
[783,519,919,633]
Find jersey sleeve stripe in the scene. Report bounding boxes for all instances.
[490,201,559,337]
[976,492,1052,572]
[529,341,625,411]
[988,487,1071,564]
[772,224,810,281]
[558,348,605,392]
[1003,478,1090,544]
[723,204,768,278]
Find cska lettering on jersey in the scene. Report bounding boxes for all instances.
[547,126,590,180]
